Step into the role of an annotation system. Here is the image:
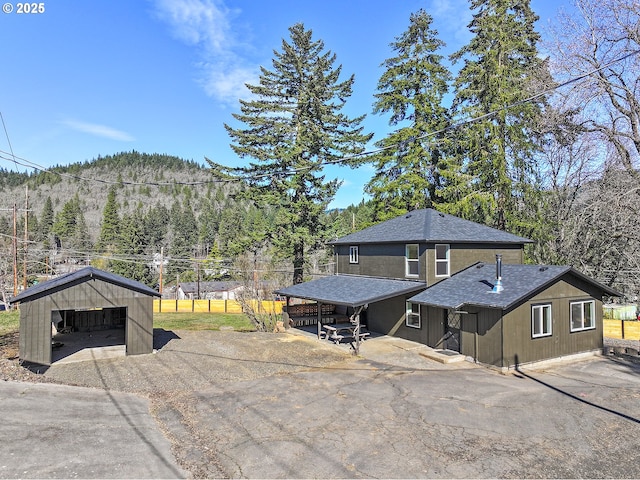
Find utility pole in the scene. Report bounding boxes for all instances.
[23,185,28,290]
[12,203,17,296]
[158,246,164,294]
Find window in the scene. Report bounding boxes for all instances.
[406,302,421,328]
[349,246,359,264]
[435,244,450,277]
[406,244,419,277]
[570,300,596,332]
[531,304,552,338]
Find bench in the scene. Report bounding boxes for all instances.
[283,303,350,327]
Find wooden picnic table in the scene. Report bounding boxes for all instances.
[322,323,370,344]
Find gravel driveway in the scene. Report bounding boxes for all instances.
[3,329,640,478]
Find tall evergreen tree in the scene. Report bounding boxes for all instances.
[198,196,220,254]
[140,204,168,251]
[449,0,547,231]
[218,23,372,284]
[111,210,152,285]
[39,196,55,243]
[366,10,452,221]
[52,194,91,252]
[96,186,120,253]
[52,194,92,262]
[167,200,198,281]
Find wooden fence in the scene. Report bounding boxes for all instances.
[154,299,285,315]
[603,319,640,340]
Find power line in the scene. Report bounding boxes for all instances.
[0,112,18,170]
[0,47,638,198]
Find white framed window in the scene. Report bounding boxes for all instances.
[406,302,421,328]
[570,300,596,332]
[349,246,359,264]
[435,244,450,277]
[405,244,419,277]
[531,304,552,338]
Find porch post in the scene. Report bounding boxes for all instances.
[317,301,323,339]
[353,305,363,355]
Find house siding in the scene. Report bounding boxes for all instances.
[501,278,603,368]
[461,308,504,367]
[366,296,408,336]
[397,305,447,346]
[428,244,523,286]
[337,243,524,284]
[18,278,154,365]
[336,244,428,280]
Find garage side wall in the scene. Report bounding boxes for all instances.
[19,300,52,365]
[19,278,154,365]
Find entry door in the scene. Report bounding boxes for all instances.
[445,310,461,352]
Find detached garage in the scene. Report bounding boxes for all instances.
[9,267,160,366]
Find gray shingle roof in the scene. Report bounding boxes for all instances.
[408,263,620,310]
[9,266,160,304]
[274,275,426,307]
[330,209,532,245]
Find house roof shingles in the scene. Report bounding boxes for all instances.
[9,266,161,304]
[274,275,426,307]
[330,208,532,245]
[408,263,621,310]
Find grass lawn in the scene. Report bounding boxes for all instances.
[0,310,19,336]
[0,310,255,337]
[153,312,255,332]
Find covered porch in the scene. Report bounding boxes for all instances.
[275,274,427,353]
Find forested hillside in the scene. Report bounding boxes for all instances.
[0,151,230,233]
[0,151,371,300]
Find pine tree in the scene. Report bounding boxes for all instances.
[143,204,169,251]
[167,200,198,281]
[366,10,452,221]
[449,0,546,231]
[111,210,152,285]
[96,186,120,253]
[219,23,372,284]
[36,196,56,244]
[52,194,92,261]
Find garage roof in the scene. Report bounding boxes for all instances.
[274,275,426,307]
[9,266,161,304]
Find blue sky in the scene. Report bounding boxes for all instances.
[0,0,569,208]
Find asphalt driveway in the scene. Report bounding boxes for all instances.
[1,330,639,478]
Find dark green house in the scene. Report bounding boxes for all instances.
[276,209,619,369]
[9,267,160,366]
[408,261,620,370]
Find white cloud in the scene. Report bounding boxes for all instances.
[152,0,231,53]
[428,0,473,48]
[62,120,135,141]
[151,0,256,105]
[200,64,257,105]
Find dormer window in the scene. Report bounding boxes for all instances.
[349,246,359,264]
[435,244,450,277]
[405,244,419,277]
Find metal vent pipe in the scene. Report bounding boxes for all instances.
[492,254,504,293]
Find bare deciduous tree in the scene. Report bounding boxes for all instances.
[548,0,640,176]
[537,0,640,297]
